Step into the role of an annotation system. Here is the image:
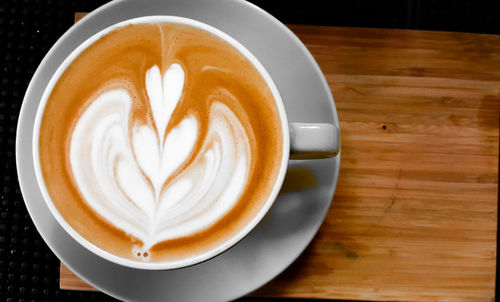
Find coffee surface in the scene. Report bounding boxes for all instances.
[38,22,283,262]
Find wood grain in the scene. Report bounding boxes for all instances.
[60,264,95,291]
[62,13,499,301]
[74,12,86,23]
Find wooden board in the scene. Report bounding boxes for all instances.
[61,13,500,301]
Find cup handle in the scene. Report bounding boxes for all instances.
[289,123,340,159]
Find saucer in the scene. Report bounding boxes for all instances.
[16,0,340,301]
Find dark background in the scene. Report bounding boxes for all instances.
[1,0,499,301]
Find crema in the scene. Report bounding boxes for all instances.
[38,23,283,262]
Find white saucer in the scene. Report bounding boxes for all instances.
[16,0,340,301]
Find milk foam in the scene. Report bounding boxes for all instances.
[69,64,251,257]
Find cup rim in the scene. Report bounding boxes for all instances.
[32,15,290,270]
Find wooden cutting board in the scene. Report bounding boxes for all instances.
[60,13,499,301]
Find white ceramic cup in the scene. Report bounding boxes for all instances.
[32,16,340,270]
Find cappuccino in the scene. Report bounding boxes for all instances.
[38,22,283,263]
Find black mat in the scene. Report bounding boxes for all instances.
[0,1,121,300]
[1,0,498,301]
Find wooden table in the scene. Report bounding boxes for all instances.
[61,13,500,301]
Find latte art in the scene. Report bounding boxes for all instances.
[70,64,251,258]
[38,22,283,263]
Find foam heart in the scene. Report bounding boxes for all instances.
[69,65,251,257]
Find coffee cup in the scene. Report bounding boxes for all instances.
[33,16,340,270]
